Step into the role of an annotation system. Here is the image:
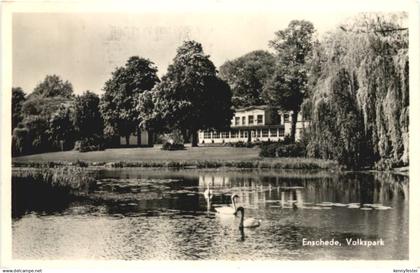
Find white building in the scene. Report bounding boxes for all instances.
[119,128,154,147]
[198,105,309,144]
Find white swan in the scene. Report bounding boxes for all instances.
[235,207,261,228]
[215,194,239,214]
[203,183,213,200]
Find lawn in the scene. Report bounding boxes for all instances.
[13,145,261,162]
[13,145,339,170]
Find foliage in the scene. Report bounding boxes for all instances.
[13,115,50,155]
[74,91,104,142]
[21,96,72,118]
[100,56,159,142]
[276,142,306,157]
[12,127,30,156]
[74,136,105,152]
[259,141,306,158]
[227,141,255,148]
[305,13,408,169]
[263,20,315,142]
[12,87,26,132]
[259,143,278,157]
[219,50,275,108]
[13,75,75,156]
[12,167,96,194]
[138,41,233,146]
[32,74,73,98]
[161,142,185,151]
[49,104,75,151]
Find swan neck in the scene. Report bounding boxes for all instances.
[239,209,244,226]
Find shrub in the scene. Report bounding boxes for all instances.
[229,141,255,148]
[374,158,403,171]
[276,142,306,157]
[259,141,306,158]
[259,143,278,157]
[12,127,30,156]
[73,159,89,167]
[161,142,185,151]
[74,136,105,153]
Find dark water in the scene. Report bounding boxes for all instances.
[12,168,409,260]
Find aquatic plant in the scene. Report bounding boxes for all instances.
[12,167,96,194]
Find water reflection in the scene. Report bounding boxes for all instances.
[198,172,407,211]
[12,168,409,260]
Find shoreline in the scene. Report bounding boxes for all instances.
[12,157,340,170]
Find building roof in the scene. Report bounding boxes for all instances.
[234,105,279,112]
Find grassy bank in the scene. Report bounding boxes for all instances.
[12,146,340,170]
[13,158,339,170]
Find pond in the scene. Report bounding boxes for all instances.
[12,168,409,260]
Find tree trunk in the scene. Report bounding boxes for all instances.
[125,135,130,146]
[191,130,198,147]
[290,110,298,143]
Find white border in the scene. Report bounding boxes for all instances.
[1,0,419,271]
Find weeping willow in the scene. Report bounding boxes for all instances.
[305,13,408,169]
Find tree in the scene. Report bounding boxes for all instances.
[139,41,233,146]
[74,91,103,140]
[305,13,408,169]
[32,74,73,98]
[12,87,26,132]
[12,75,75,155]
[219,50,275,108]
[22,75,74,119]
[49,105,75,151]
[263,20,315,142]
[100,56,159,145]
[307,68,365,168]
[20,115,50,154]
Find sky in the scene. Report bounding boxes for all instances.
[12,10,368,95]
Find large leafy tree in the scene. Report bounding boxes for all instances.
[13,75,74,155]
[139,41,233,146]
[263,20,315,142]
[32,74,73,98]
[219,50,275,108]
[12,87,26,132]
[74,91,104,141]
[306,13,408,169]
[22,75,74,118]
[49,104,75,151]
[100,56,159,145]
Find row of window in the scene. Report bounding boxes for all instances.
[202,129,285,139]
[234,115,264,126]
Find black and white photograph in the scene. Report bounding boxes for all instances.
[1,0,419,271]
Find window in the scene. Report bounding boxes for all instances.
[221,132,229,138]
[204,131,211,139]
[256,130,261,137]
[284,113,289,122]
[242,116,246,125]
[262,129,269,137]
[257,115,263,124]
[231,130,238,138]
[213,131,220,139]
[240,130,244,138]
[279,129,285,136]
[251,130,256,138]
[248,115,254,125]
[235,117,240,126]
[270,129,278,137]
